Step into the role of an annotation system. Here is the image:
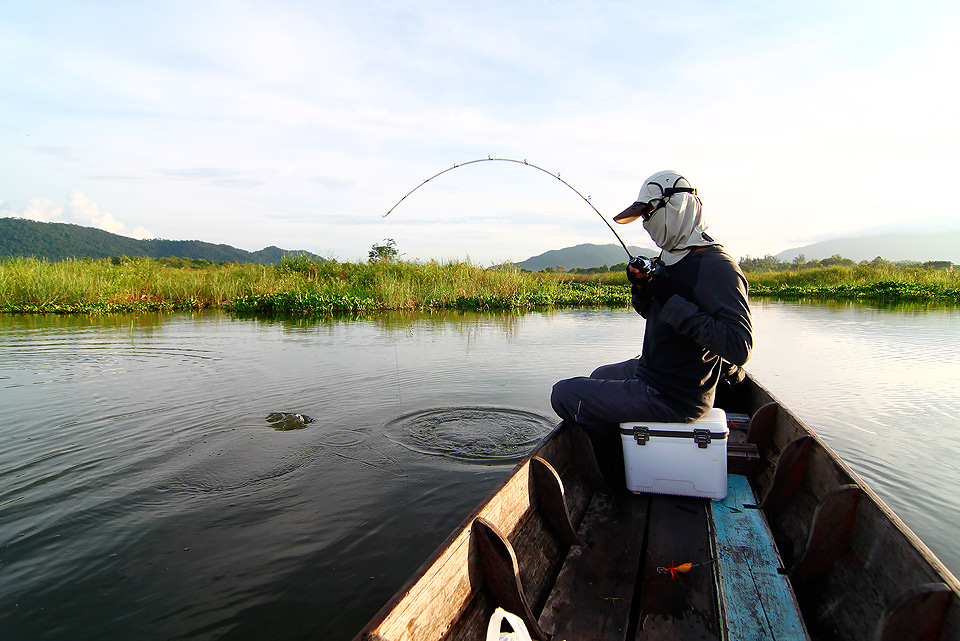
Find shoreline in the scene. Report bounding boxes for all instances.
[1,256,957,315]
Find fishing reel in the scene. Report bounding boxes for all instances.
[629,255,663,276]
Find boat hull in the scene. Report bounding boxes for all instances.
[355,374,960,641]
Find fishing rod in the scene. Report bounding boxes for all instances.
[384,157,652,268]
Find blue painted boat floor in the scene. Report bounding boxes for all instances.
[712,475,810,640]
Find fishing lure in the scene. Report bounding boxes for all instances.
[656,559,715,580]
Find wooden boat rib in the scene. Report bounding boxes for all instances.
[354,374,960,641]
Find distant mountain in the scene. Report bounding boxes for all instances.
[0,218,322,264]
[518,243,658,271]
[774,231,960,264]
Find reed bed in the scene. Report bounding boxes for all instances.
[0,256,629,315]
[744,264,960,302]
[2,257,956,315]
[0,257,286,313]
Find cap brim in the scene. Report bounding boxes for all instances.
[613,202,652,224]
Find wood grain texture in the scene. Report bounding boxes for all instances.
[356,377,960,641]
[634,495,721,640]
[712,474,809,641]
[539,492,651,641]
[473,518,548,641]
[874,582,951,641]
[789,485,861,588]
[747,401,779,451]
[758,436,813,515]
[531,456,585,548]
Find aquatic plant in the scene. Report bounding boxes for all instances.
[2,256,956,316]
[744,264,960,302]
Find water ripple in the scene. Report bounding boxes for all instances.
[380,407,554,463]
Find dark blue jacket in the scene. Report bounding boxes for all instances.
[632,245,753,419]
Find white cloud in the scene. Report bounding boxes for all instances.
[1,192,154,240]
[2,1,959,262]
[1,198,63,222]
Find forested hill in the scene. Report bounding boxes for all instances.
[0,218,322,264]
[518,243,657,271]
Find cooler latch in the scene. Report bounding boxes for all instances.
[632,426,650,446]
[694,428,712,449]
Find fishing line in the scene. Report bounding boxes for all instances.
[384,156,635,260]
[391,328,404,414]
[376,208,407,415]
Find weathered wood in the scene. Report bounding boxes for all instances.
[564,420,611,493]
[758,436,813,515]
[539,492,651,641]
[789,485,861,588]
[539,426,594,529]
[733,376,960,641]
[712,475,809,640]
[473,518,549,641]
[357,376,960,641]
[530,456,585,548]
[728,442,765,476]
[747,401,779,451]
[727,413,766,476]
[634,495,720,640]
[511,500,568,618]
[874,583,952,641]
[356,447,549,641]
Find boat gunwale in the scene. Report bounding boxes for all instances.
[748,375,960,593]
[355,373,960,640]
[353,422,566,640]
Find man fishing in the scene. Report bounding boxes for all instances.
[550,170,753,485]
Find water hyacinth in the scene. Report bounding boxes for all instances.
[1,256,957,315]
[744,263,960,302]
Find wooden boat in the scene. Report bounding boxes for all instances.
[353,374,960,641]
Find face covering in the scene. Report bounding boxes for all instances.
[641,189,718,266]
[640,172,719,265]
[615,171,720,266]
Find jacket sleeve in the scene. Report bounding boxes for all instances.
[631,284,653,318]
[659,267,753,367]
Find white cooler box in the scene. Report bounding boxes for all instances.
[619,407,729,499]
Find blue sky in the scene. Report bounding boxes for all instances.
[2,1,959,263]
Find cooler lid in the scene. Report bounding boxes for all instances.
[617,425,729,439]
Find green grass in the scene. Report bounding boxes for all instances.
[0,256,630,315]
[0,256,283,313]
[1,256,956,316]
[743,264,960,302]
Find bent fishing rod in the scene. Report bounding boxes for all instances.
[384,157,653,269]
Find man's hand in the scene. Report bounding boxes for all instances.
[626,263,650,287]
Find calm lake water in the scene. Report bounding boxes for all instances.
[1,301,958,640]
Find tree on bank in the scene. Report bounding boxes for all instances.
[368,238,399,262]
[739,253,952,272]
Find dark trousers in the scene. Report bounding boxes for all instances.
[550,359,686,488]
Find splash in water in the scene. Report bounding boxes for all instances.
[380,407,555,464]
[266,412,315,431]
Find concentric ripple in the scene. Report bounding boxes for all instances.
[380,407,555,463]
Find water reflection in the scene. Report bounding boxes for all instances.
[0,303,958,641]
[746,299,960,582]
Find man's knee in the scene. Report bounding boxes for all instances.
[550,379,574,417]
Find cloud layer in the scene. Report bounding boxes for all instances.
[1,192,154,240]
[2,1,959,262]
